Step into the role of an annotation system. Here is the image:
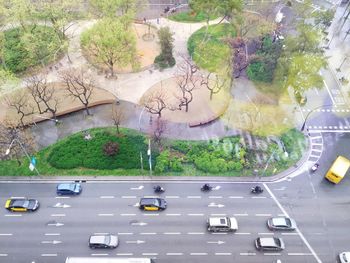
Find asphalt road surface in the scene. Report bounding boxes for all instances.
[0,181,326,263]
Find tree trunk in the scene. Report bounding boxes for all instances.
[85,105,91,115]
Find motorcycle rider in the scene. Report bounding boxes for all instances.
[253,185,262,193]
[202,183,211,191]
[154,185,163,192]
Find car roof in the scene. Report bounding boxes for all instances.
[140,198,160,205]
[209,217,228,226]
[90,235,108,244]
[259,237,280,247]
[271,217,289,226]
[57,183,76,190]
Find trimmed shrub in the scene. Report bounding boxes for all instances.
[103,141,119,156]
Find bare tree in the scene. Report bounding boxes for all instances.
[200,73,227,100]
[4,91,34,127]
[151,117,167,147]
[26,75,59,121]
[111,101,124,134]
[60,67,95,115]
[0,120,36,166]
[175,56,200,112]
[140,88,168,118]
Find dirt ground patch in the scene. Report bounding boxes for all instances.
[0,83,116,126]
[140,77,230,124]
[83,23,160,74]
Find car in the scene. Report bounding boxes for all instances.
[139,197,167,211]
[5,198,39,212]
[267,217,297,231]
[339,252,350,263]
[89,234,119,249]
[207,217,238,232]
[255,237,285,251]
[57,182,82,195]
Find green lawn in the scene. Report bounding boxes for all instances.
[187,23,235,73]
[0,127,306,177]
[168,11,217,23]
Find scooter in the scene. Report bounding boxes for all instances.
[201,184,213,192]
[311,163,319,172]
[154,186,165,193]
[251,186,264,194]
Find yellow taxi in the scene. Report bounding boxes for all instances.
[5,198,40,212]
[139,198,167,211]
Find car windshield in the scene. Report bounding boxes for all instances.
[14,200,28,208]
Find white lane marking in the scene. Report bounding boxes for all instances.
[122,196,137,199]
[190,253,208,256]
[208,203,225,208]
[142,253,158,256]
[207,241,225,244]
[10,196,25,199]
[0,233,13,236]
[143,214,159,216]
[130,222,147,226]
[131,186,144,190]
[235,233,251,235]
[255,214,271,216]
[210,214,226,216]
[215,253,231,255]
[166,213,181,216]
[94,233,108,235]
[91,254,108,256]
[187,232,204,235]
[120,214,136,216]
[282,233,298,236]
[234,213,249,216]
[229,196,243,199]
[98,214,114,216]
[164,232,181,235]
[116,253,133,256]
[100,196,115,199]
[41,240,62,244]
[47,222,64,227]
[240,252,256,256]
[165,196,179,198]
[117,233,133,235]
[310,181,316,194]
[44,233,60,236]
[140,232,156,235]
[167,253,183,256]
[209,196,222,199]
[264,253,281,256]
[4,214,22,217]
[258,232,274,235]
[55,196,70,199]
[251,196,266,199]
[41,254,57,256]
[187,196,201,198]
[264,183,322,263]
[211,233,227,235]
[188,213,204,216]
[51,214,65,217]
[288,253,313,256]
[125,240,145,244]
[0,254,8,256]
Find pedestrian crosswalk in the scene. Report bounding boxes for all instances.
[307,131,323,163]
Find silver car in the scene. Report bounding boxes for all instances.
[89,234,118,249]
[267,217,297,230]
[255,237,285,251]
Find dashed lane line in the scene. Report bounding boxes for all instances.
[165,213,181,216]
[117,233,133,235]
[120,214,136,216]
[55,196,70,199]
[264,183,322,263]
[140,233,156,235]
[188,213,204,216]
[190,253,208,256]
[44,233,60,236]
[166,253,183,256]
[98,214,114,216]
[258,232,274,235]
[116,253,133,256]
[187,232,205,235]
[288,253,313,256]
[187,196,201,199]
[51,214,65,217]
[255,214,272,216]
[4,214,21,217]
[234,213,249,216]
[100,196,115,199]
[0,234,13,236]
[281,232,298,236]
[121,196,137,199]
[165,196,179,198]
[143,214,159,216]
[91,254,109,256]
[264,253,281,256]
[142,253,158,256]
[240,252,256,256]
[209,196,223,199]
[164,232,181,235]
[215,253,232,256]
[229,196,244,199]
[251,196,267,199]
[0,254,8,256]
[41,254,57,257]
[235,233,251,235]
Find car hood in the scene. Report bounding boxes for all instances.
[109,235,119,247]
[159,199,167,209]
[28,200,39,210]
[229,217,238,230]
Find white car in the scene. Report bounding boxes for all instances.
[339,252,350,263]
[207,217,238,232]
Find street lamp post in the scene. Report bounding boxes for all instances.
[5,138,40,176]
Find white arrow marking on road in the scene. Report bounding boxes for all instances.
[41,240,62,244]
[208,203,225,208]
[47,223,64,227]
[130,186,144,190]
[125,240,145,244]
[53,203,71,208]
[131,222,147,226]
[207,241,225,245]
[133,203,140,207]
[213,186,221,190]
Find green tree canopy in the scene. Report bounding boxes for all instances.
[81,18,139,77]
[89,0,145,18]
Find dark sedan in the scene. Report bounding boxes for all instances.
[139,198,167,211]
[57,183,82,195]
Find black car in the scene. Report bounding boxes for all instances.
[56,183,82,195]
[139,198,167,211]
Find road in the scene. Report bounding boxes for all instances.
[0,181,323,263]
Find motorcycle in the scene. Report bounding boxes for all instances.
[154,186,165,193]
[311,163,319,172]
[201,184,212,192]
[251,186,264,194]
